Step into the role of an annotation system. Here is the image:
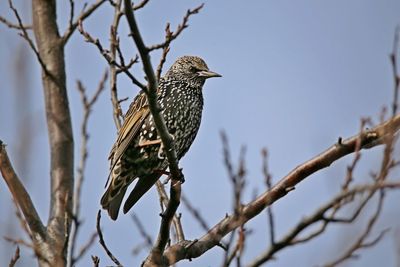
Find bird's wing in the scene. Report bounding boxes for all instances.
[108,79,173,180]
[108,91,150,176]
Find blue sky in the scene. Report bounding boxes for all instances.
[1,0,400,266]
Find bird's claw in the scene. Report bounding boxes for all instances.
[157,133,175,159]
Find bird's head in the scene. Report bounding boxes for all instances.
[165,55,221,86]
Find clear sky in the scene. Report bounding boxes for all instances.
[1,0,400,266]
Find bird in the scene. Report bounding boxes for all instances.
[101,55,221,220]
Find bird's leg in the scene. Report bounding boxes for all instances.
[138,139,162,147]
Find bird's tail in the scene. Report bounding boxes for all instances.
[101,161,162,220]
[123,173,161,214]
[101,160,130,220]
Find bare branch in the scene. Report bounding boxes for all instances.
[78,20,146,90]
[323,192,387,267]
[124,0,183,182]
[4,236,52,265]
[0,16,31,30]
[8,0,54,81]
[68,0,74,36]
[96,210,122,266]
[62,0,107,44]
[72,232,98,264]
[390,26,400,116]
[31,1,75,265]
[152,4,204,81]
[109,0,124,130]
[68,71,107,266]
[155,181,185,242]
[156,37,170,82]
[0,141,46,240]
[91,255,100,267]
[8,246,20,267]
[147,4,204,51]
[181,193,210,231]
[323,108,397,266]
[160,114,400,265]
[132,0,150,10]
[123,1,187,264]
[221,133,247,266]
[262,149,275,246]
[224,226,246,267]
[132,213,153,248]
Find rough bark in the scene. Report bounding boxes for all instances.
[32,1,74,266]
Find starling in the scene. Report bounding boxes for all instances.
[101,56,221,220]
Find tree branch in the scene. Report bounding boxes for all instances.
[0,16,31,30]
[147,4,204,52]
[32,0,74,265]
[68,71,107,266]
[0,141,46,241]
[8,246,20,267]
[160,114,400,265]
[123,1,186,264]
[109,0,124,130]
[62,0,107,45]
[96,210,122,266]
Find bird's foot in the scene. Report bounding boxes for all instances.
[180,169,185,183]
[157,133,175,159]
[161,168,184,184]
[175,168,185,184]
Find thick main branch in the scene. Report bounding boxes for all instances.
[32,0,74,265]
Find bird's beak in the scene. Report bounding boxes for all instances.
[198,70,222,79]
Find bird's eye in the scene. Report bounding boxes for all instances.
[190,66,198,73]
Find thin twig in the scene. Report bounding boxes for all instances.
[109,0,124,130]
[96,210,122,266]
[68,71,107,266]
[390,26,400,116]
[155,25,171,81]
[0,16,32,30]
[133,0,150,10]
[62,0,107,44]
[181,193,209,231]
[68,0,75,35]
[73,232,98,264]
[246,183,395,267]
[8,0,55,81]
[91,255,100,267]
[155,181,185,242]
[8,246,20,267]
[78,20,146,90]
[262,149,275,246]
[323,192,387,267]
[323,97,397,266]
[147,4,204,51]
[226,226,246,267]
[221,133,247,267]
[132,213,154,247]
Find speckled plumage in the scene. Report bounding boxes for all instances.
[101,56,221,220]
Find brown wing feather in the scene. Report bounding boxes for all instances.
[108,91,150,179]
